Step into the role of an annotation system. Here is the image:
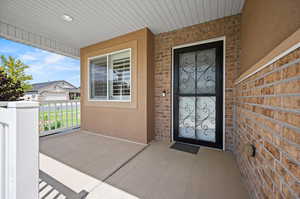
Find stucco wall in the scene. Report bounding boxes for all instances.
[80,28,154,144]
[239,0,300,75]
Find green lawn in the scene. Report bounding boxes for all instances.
[39,109,80,132]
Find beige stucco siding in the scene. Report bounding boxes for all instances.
[239,0,300,75]
[80,28,154,144]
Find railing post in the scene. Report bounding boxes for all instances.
[66,102,69,128]
[0,101,39,199]
[75,101,78,127]
[47,102,50,130]
[40,103,44,132]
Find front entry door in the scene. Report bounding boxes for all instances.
[173,41,223,149]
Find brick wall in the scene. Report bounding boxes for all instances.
[234,48,300,198]
[153,15,241,150]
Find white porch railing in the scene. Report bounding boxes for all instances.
[0,101,39,199]
[39,100,80,136]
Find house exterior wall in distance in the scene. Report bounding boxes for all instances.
[153,15,241,151]
[23,92,39,101]
[38,91,69,101]
[25,80,79,101]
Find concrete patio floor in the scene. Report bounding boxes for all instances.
[39,131,249,199]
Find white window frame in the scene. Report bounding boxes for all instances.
[87,48,132,102]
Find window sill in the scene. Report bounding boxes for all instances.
[88,99,131,103]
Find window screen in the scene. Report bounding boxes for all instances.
[89,49,131,101]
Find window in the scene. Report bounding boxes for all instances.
[89,49,131,101]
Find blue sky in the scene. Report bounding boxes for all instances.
[0,37,80,87]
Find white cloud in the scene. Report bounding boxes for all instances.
[18,50,78,74]
[50,65,80,71]
[18,50,46,62]
[26,63,44,74]
[44,54,65,64]
[19,54,37,61]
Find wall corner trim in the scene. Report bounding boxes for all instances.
[235,28,300,84]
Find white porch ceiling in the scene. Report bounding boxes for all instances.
[0,0,244,58]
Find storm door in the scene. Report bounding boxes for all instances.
[173,41,223,149]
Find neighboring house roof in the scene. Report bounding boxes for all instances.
[26,80,80,94]
[30,80,77,92]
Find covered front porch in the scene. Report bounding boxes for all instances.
[1,0,300,199]
[39,130,248,199]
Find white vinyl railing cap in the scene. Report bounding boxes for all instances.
[0,101,39,108]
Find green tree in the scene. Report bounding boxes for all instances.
[0,70,24,101]
[0,55,33,91]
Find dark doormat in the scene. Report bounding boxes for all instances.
[170,142,200,154]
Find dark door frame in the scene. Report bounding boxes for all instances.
[171,38,225,150]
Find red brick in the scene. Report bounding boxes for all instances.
[235,48,300,198]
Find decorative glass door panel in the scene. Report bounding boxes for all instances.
[174,41,223,149]
[178,96,196,139]
[196,49,216,94]
[196,96,216,142]
[179,52,196,94]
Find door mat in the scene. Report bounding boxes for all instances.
[170,142,199,154]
